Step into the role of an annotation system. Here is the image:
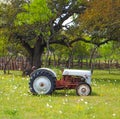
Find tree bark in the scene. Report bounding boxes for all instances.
[89,45,98,74]
[32,47,44,68]
[4,55,13,74]
[21,36,45,69]
[32,38,44,68]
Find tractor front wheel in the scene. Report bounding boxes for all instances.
[76,83,91,96]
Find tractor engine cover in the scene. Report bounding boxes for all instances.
[62,69,91,85]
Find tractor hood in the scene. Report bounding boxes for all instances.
[62,69,91,84]
[62,69,91,76]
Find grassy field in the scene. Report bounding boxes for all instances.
[0,69,120,119]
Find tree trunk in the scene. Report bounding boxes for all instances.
[53,52,56,66]
[31,37,45,68]
[4,55,13,74]
[89,45,98,74]
[32,46,44,68]
[21,36,46,69]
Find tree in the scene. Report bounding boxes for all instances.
[1,0,88,68]
[74,0,120,71]
[78,0,120,45]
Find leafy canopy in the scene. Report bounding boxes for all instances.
[15,0,53,25]
[79,0,120,42]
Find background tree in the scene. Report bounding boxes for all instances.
[48,41,91,69]
[75,0,120,71]
[98,41,120,73]
[79,0,120,44]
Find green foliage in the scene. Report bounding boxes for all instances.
[0,70,120,119]
[16,0,53,25]
[50,44,70,59]
[0,37,8,56]
[0,38,5,51]
[98,42,113,59]
[98,42,120,60]
[50,40,92,61]
[79,0,120,42]
[0,36,28,57]
[72,41,91,57]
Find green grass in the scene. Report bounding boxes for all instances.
[0,69,120,119]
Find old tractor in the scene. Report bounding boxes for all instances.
[29,68,92,96]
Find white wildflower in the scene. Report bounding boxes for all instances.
[13,86,17,90]
[46,103,49,107]
[49,99,51,102]
[49,105,53,108]
[84,101,88,104]
[105,102,108,105]
[59,110,62,114]
[80,98,84,101]
[112,113,116,117]
[65,94,68,97]
[2,77,4,79]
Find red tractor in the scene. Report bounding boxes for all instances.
[29,68,92,96]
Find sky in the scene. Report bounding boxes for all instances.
[0,0,6,3]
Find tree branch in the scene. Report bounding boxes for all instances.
[53,2,86,32]
[70,37,113,47]
[96,39,112,47]
[20,39,33,56]
[49,37,69,47]
[69,37,92,45]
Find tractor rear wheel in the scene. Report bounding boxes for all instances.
[76,83,91,96]
[29,71,56,95]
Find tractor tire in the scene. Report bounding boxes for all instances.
[29,70,56,95]
[76,82,91,96]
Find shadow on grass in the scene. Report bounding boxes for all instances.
[28,90,99,97]
[91,92,99,96]
[28,87,99,97]
[52,90,99,97]
[53,90,76,96]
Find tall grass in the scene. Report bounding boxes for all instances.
[0,69,120,119]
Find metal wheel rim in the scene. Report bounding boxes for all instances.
[33,76,51,94]
[77,84,90,96]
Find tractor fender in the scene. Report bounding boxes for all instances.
[30,68,57,78]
